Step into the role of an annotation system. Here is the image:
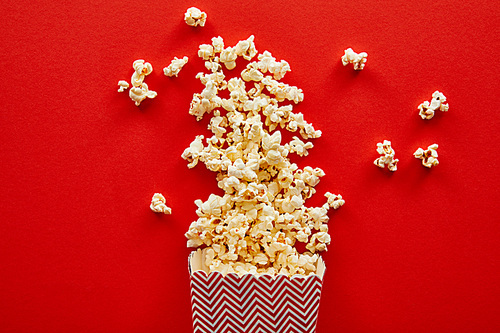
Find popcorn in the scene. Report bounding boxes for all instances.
[241,65,264,82]
[306,225,331,253]
[198,44,215,60]
[189,78,223,121]
[119,59,156,106]
[132,59,153,87]
[220,47,238,70]
[212,36,225,53]
[117,80,129,92]
[374,140,399,171]
[256,51,276,73]
[285,136,314,156]
[129,82,157,106]
[262,76,304,103]
[163,56,188,77]
[414,144,439,168]
[256,51,291,80]
[184,7,207,27]
[341,48,368,70]
[181,135,205,168]
[150,193,172,214]
[182,36,344,277]
[234,35,258,61]
[324,192,345,210]
[418,91,449,120]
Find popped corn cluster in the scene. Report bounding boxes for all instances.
[184,7,207,27]
[341,48,368,70]
[164,56,189,77]
[418,91,449,119]
[150,193,172,214]
[118,60,157,106]
[374,140,399,171]
[414,144,439,168]
[182,35,344,277]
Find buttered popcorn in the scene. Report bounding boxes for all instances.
[182,36,344,277]
[374,140,399,171]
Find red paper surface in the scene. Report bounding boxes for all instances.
[1,0,499,332]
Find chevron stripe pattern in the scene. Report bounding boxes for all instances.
[189,270,324,333]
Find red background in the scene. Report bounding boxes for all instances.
[1,0,499,332]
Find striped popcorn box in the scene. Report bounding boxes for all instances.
[188,249,326,333]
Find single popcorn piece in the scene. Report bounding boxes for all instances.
[219,47,237,70]
[285,136,314,156]
[418,91,449,120]
[150,193,172,214]
[374,140,399,171]
[184,7,207,27]
[131,59,153,87]
[414,144,439,168]
[341,48,368,70]
[234,35,258,61]
[212,36,224,53]
[198,44,215,60]
[163,56,189,77]
[324,192,345,210]
[241,65,264,82]
[129,82,157,106]
[117,80,129,92]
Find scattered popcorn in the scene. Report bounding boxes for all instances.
[150,193,172,214]
[414,144,439,168]
[183,36,344,277]
[374,140,399,171]
[341,48,368,70]
[118,60,156,106]
[184,7,207,27]
[163,56,189,77]
[117,80,129,92]
[418,91,449,119]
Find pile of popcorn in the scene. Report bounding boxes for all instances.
[182,35,344,277]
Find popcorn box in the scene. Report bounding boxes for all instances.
[188,249,326,333]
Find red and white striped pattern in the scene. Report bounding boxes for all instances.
[189,270,324,333]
